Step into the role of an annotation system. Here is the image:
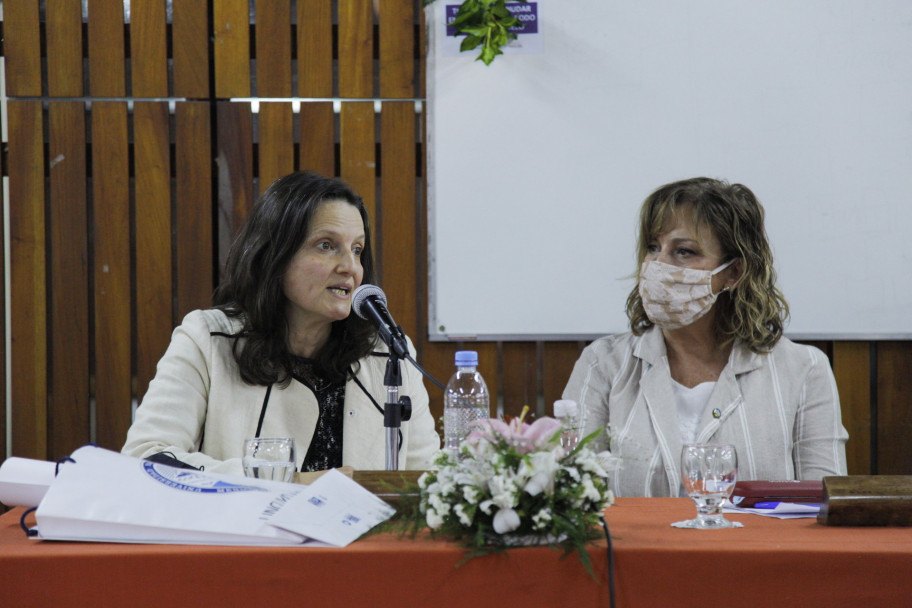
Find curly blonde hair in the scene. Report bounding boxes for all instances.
[625,177,789,352]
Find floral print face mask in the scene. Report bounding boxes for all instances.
[638,258,736,329]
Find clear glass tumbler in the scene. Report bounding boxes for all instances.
[242,437,297,483]
[672,443,741,529]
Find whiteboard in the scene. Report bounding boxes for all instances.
[426,1,912,341]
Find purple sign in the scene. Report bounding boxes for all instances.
[446,2,539,37]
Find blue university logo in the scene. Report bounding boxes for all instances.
[142,461,266,493]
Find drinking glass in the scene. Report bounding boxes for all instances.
[672,443,742,529]
[242,437,297,483]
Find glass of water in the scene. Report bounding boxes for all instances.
[673,443,741,529]
[242,437,296,483]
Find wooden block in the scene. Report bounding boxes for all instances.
[292,469,423,512]
[817,475,912,526]
[352,470,423,511]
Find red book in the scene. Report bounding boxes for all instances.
[731,480,823,507]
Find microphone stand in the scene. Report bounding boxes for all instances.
[383,337,411,470]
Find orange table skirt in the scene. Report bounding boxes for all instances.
[2,498,911,607]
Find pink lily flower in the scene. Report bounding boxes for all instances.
[466,407,562,455]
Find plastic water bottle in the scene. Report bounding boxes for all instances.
[443,351,490,455]
[553,399,583,450]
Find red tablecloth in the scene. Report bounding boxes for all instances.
[2,498,910,607]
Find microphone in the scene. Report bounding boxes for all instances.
[352,284,410,359]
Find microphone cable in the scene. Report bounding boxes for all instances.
[404,353,447,391]
[599,513,616,608]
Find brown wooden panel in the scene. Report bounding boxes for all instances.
[297,0,333,97]
[8,101,47,459]
[46,0,84,97]
[298,102,336,177]
[2,1,42,96]
[216,101,255,270]
[543,341,585,414]
[379,102,418,338]
[173,0,211,98]
[420,342,459,432]
[258,102,295,190]
[798,340,833,361]
[134,102,173,401]
[214,0,251,98]
[91,102,132,450]
[340,102,376,226]
[876,341,912,475]
[379,0,415,98]
[418,2,427,98]
[502,342,539,419]
[175,102,214,317]
[130,0,169,97]
[255,1,292,97]
[833,341,872,475]
[338,0,374,98]
[0,104,6,473]
[48,102,90,458]
[475,343,500,418]
[87,0,126,97]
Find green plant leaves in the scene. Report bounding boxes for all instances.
[428,0,526,66]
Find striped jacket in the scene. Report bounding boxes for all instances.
[563,326,848,497]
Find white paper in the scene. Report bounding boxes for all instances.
[0,457,57,507]
[263,469,396,548]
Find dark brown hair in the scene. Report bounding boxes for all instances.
[213,171,377,385]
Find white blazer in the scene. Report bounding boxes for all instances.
[123,309,440,475]
[563,326,848,497]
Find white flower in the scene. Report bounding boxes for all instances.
[454,503,473,527]
[520,451,561,496]
[488,474,517,509]
[532,508,552,530]
[426,508,444,529]
[428,492,451,516]
[417,471,431,489]
[523,472,551,496]
[492,508,521,534]
[462,485,480,504]
[581,474,602,503]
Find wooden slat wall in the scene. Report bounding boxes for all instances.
[48,101,90,457]
[1,1,909,483]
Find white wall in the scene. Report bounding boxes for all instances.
[426,0,912,340]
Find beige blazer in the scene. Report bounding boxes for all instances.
[563,326,848,497]
[122,309,440,475]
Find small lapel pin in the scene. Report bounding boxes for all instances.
[712,408,722,419]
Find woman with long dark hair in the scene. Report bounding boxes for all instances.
[123,171,439,473]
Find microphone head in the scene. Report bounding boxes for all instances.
[351,284,387,320]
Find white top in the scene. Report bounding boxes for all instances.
[562,327,848,497]
[671,379,716,497]
[672,379,716,445]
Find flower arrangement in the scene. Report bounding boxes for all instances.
[416,408,616,569]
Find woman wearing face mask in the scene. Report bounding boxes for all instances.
[563,177,847,497]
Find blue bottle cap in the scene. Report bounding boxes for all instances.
[454,350,478,366]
